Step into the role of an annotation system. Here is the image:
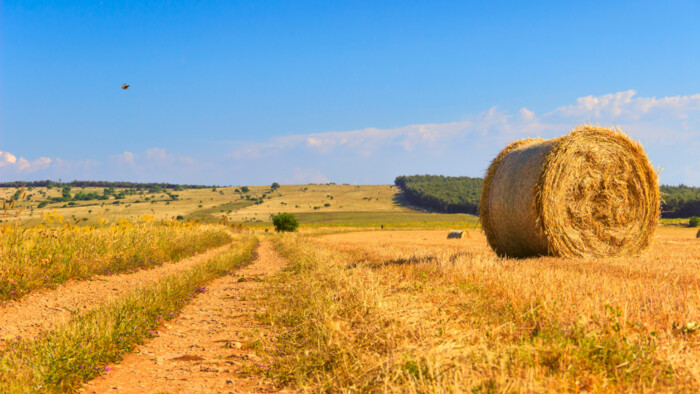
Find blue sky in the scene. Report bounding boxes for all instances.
[2,1,700,185]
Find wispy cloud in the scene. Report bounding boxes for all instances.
[548,90,700,120]
[287,168,330,184]
[4,90,700,185]
[229,90,700,164]
[0,151,52,173]
[0,152,18,167]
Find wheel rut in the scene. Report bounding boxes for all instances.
[0,242,235,346]
[81,240,289,393]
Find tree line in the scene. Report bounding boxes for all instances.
[394,175,482,214]
[0,180,211,190]
[395,175,700,218]
[660,185,700,218]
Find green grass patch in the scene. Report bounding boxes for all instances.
[239,211,478,228]
[0,237,258,393]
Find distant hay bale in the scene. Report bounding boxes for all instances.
[480,125,659,258]
[447,230,468,239]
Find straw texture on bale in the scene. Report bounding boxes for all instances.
[480,125,659,258]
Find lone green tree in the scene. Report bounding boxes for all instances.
[271,182,281,190]
[272,213,298,232]
[690,216,700,227]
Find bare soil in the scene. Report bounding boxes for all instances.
[81,240,289,393]
[0,243,234,345]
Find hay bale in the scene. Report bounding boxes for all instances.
[480,125,659,258]
[447,230,465,239]
[696,229,700,238]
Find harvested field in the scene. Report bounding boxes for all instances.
[253,226,700,392]
[1,190,699,392]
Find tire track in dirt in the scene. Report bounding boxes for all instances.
[82,240,288,393]
[0,242,235,345]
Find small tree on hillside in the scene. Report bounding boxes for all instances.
[272,213,298,232]
[271,182,280,190]
[240,186,250,193]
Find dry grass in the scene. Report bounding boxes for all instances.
[0,237,258,392]
[481,125,659,258]
[0,213,232,301]
[256,227,700,392]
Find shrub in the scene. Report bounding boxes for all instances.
[271,182,281,190]
[689,216,700,227]
[272,213,298,232]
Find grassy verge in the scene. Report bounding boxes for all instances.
[254,234,696,392]
[660,217,699,226]
[236,211,479,229]
[0,217,233,301]
[0,236,258,393]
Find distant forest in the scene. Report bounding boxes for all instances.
[660,185,700,218]
[394,175,482,214]
[395,175,700,218]
[0,180,212,190]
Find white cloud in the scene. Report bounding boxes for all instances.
[17,157,52,172]
[519,107,535,121]
[0,152,18,167]
[4,90,700,185]
[179,156,195,165]
[288,168,329,184]
[224,90,700,184]
[306,137,323,147]
[232,120,480,159]
[236,91,700,157]
[105,148,202,182]
[111,148,190,166]
[112,151,135,164]
[548,89,700,121]
[0,151,52,173]
[145,147,168,161]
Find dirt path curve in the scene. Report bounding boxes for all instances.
[0,242,234,345]
[82,240,289,394]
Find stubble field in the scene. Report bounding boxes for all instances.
[256,226,700,392]
[1,184,699,392]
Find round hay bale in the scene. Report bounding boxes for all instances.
[447,230,467,239]
[480,125,659,258]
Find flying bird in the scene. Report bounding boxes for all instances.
[122,83,130,90]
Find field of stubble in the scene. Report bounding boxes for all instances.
[257,226,700,392]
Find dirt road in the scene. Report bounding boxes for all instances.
[0,242,234,345]
[82,240,288,393]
